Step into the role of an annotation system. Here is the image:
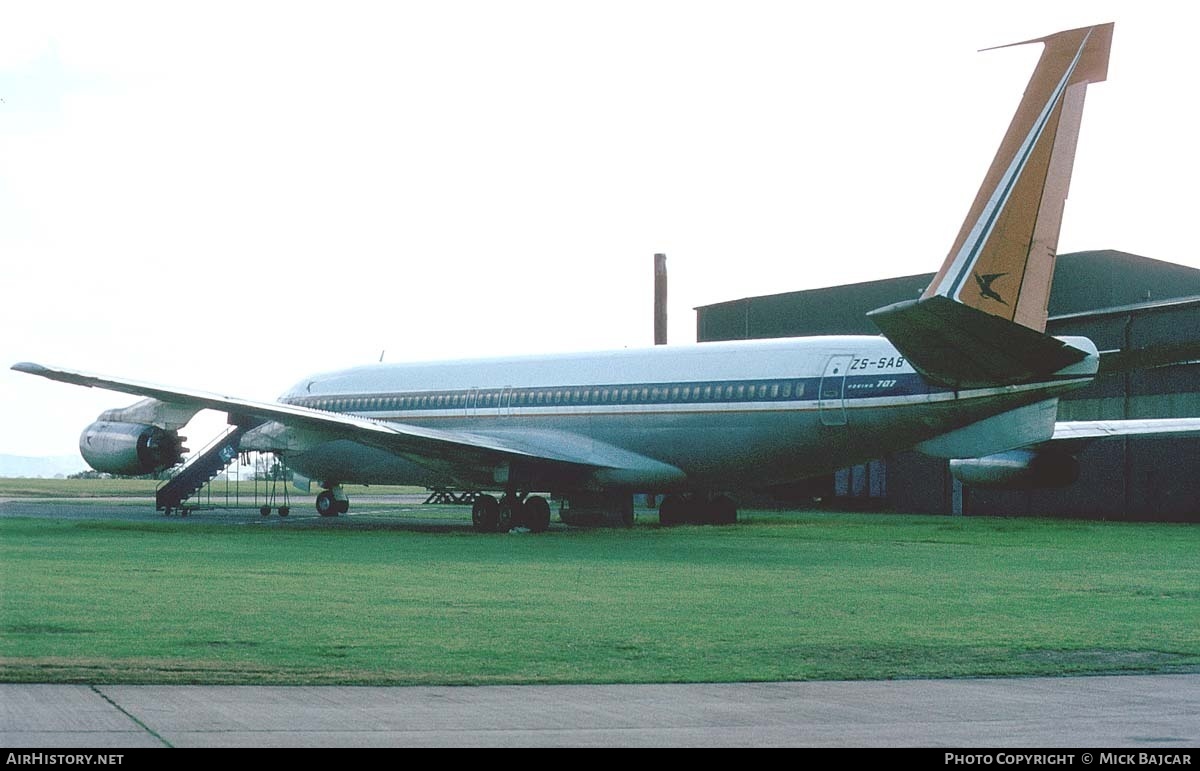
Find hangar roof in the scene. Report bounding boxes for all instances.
[695,250,1200,341]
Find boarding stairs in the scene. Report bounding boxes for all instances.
[423,488,483,505]
[155,425,251,513]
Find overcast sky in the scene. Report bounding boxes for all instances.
[2,0,1197,459]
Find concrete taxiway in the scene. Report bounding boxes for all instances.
[3,675,1198,748]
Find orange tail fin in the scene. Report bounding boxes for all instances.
[923,23,1113,332]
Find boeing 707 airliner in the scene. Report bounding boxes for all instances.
[15,23,1200,531]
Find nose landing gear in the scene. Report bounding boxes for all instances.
[316,486,350,517]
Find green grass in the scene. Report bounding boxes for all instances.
[0,478,162,497]
[0,477,424,499]
[1,509,1197,685]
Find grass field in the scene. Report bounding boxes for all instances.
[1,506,1197,685]
[0,477,423,499]
[0,477,163,498]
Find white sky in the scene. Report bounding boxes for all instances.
[2,0,1197,458]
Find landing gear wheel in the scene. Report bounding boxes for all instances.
[278,506,290,517]
[260,506,271,517]
[524,496,551,533]
[316,490,339,517]
[472,495,501,533]
[336,500,349,514]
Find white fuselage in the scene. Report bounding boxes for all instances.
[270,335,1097,494]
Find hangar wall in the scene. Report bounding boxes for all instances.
[695,251,1200,522]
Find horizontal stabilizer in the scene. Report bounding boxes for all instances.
[1098,340,1200,375]
[868,295,1091,387]
[1050,418,1200,443]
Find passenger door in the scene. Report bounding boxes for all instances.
[819,354,853,427]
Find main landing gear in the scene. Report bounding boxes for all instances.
[473,491,635,531]
[471,493,551,533]
[316,486,350,517]
[657,494,738,526]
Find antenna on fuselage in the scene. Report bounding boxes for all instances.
[379,350,385,362]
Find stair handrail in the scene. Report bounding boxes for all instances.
[155,424,244,507]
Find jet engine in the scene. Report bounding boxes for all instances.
[949,449,1078,489]
[79,421,187,476]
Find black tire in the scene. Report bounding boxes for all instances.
[337,499,350,514]
[472,495,501,533]
[316,490,338,517]
[525,496,551,533]
[278,506,290,517]
[260,506,271,517]
[658,494,685,526]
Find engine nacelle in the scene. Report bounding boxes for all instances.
[950,449,1079,489]
[79,421,187,476]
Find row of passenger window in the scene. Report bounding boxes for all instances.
[297,380,809,414]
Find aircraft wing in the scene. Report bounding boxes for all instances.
[10,362,601,473]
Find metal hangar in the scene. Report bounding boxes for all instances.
[694,251,1200,522]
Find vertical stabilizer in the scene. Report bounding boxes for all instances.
[869,24,1111,388]
[923,23,1113,332]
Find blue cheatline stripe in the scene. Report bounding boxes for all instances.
[939,29,1094,301]
[282,373,945,416]
[281,370,1093,418]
